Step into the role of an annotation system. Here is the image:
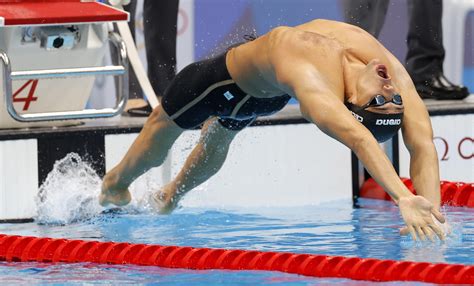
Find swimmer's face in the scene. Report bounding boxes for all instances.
[355,59,404,114]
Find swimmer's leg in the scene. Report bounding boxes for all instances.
[153,117,240,213]
[100,104,184,207]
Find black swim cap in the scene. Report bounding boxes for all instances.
[346,102,403,142]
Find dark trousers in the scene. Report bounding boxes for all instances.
[120,0,179,99]
[343,0,445,83]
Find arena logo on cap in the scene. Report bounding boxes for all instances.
[351,112,363,123]
[376,119,401,126]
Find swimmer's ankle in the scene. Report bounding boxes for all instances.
[151,183,182,214]
[158,181,176,198]
[100,174,131,207]
[102,171,128,194]
[151,191,176,214]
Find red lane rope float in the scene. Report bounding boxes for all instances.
[360,178,474,207]
[0,235,473,284]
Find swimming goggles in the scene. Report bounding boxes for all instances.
[363,94,403,108]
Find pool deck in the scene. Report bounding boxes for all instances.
[0,95,473,139]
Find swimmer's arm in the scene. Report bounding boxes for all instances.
[269,42,412,203]
[395,70,441,209]
[288,79,413,204]
[281,67,445,240]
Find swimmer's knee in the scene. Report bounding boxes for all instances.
[146,105,183,131]
[147,104,167,122]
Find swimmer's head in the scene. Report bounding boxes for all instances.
[353,59,400,106]
[346,59,404,142]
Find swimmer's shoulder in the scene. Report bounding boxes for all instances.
[265,24,342,51]
[296,19,369,35]
[264,26,337,45]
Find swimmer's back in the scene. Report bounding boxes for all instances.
[226,27,289,99]
[226,19,399,99]
[295,19,394,63]
[226,23,344,99]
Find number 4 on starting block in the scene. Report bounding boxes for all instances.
[13,79,39,111]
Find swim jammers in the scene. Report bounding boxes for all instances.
[161,52,291,131]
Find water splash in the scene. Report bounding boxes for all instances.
[34,153,187,224]
[35,153,103,225]
[400,211,460,242]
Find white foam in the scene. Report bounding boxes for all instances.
[34,153,171,224]
[35,153,103,225]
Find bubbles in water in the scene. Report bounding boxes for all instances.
[35,153,103,225]
[34,153,176,224]
[397,211,469,264]
[33,147,217,224]
[206,26,258,60]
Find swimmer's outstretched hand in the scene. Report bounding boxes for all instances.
[99,178,132,207]
[398,195,446,241]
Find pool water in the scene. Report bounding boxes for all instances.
[0,199,473,285]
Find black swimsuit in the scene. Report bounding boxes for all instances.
[161,52,291,130]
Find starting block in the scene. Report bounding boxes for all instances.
[0,0,129,128]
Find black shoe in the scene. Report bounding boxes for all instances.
[126,104,153,117]
[415,73,469,100]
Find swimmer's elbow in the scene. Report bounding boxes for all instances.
[405,138,437,158]
[402,124,435,154]
[303,109,367,150]
[299,104,313,123]
[298,103,330,129]
[324,119,374,152]
[349,133,374,154]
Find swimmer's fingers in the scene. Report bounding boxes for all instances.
[400,226,417,240]
[401,224,432,241]
[401,223,445,241]
[400,226,409,236]
[431,208,446,224]
[428,221,445,241]
[415,226,426,241]
[421,226,435,242]
[403,225,417,241]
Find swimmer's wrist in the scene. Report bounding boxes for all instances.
[393,188,414,205]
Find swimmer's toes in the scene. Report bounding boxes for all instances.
[99,190,131,207]
[149,192,175,214]
[98,193,110,207]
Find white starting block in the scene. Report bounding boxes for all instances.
[0,0,129,129]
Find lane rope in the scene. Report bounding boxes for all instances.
[0,234,473,283]
[360,178,474,207]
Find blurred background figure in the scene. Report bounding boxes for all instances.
[344,0,470,100]
[115,0,180,116]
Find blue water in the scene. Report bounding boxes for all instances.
[0,199,473,285]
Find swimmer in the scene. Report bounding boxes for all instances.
[100,19,446,241]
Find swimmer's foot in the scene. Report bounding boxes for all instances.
[148,184,180,214]
[99,188,132,207]
[99,177,132,207]
[148,191,176,214]
[99,190,132,207]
